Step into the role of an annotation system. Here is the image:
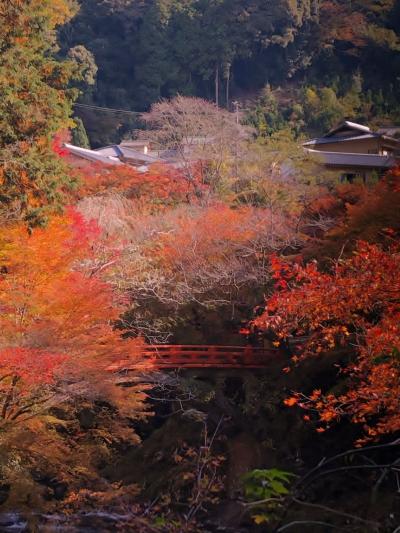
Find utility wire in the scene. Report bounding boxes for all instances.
[73,102,143,117]
[73,101,246,118]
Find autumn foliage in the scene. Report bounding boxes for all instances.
[303,173,400,261]
[73,162,207,207]
[254,240,400,443]
[0,1,81,222]
[0,208,146,425]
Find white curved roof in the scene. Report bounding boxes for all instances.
[65,143,123,165]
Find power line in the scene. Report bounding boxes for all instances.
[73,102,143,117]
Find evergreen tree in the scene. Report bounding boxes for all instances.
[0,0,80,224]
[246,84,285,136]
[71,117,90,148]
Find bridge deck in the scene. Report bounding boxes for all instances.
[110,345,280,370]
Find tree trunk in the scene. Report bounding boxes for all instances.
[215,64,219,107]
[226,65,230,109]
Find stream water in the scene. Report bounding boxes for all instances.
[0,511,140,532]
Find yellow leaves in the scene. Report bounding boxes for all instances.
[30,0,77,27]
[342,326,350,336]
[253,514,269,525]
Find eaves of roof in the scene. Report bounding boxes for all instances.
[304,133,400,147]
[306,149,397,168]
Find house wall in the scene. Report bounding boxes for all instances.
[323,165,385,184]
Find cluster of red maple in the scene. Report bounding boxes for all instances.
[253,174,400,444]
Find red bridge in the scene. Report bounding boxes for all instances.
[111,345,281,371]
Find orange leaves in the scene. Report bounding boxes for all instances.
[283,397,298,407]
[0,0,80,220]
[0,208,99,300]
[153,204,264,268]
[310,389,322,400]
[0,208,147,422]
[0,0,76,42]
[319,409,338,423]
[74,163,204,208]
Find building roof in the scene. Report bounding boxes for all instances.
[65,143,123,166]
[303,133,379,147]
[303,120,400,148]
[325,121,371,137]
[65,142,165,169]
[118,146,162,164]
[306,149,397,169]
[94,145,124,157]
[94,144,163,164]
[377,126,400,137]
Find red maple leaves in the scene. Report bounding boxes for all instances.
[254,240,400,443]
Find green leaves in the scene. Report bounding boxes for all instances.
[243,468,294,501]
[242,468,295,525]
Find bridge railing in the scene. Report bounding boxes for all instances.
[110,345,281,370]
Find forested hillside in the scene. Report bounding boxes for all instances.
[60,0,400,144]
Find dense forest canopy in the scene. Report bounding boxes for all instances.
[58,0,400,145]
